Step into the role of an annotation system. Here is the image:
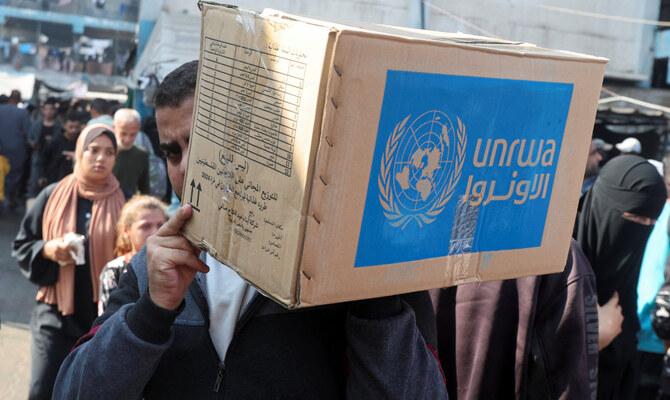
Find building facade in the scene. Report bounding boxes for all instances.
[0,0,138,93]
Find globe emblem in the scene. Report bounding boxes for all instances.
[391,111,457,213]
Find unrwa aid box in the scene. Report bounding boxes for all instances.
[183,2,607,308]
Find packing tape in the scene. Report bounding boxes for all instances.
[447,195,482,285]
[235,9,257,34]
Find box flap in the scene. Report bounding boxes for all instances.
[261,8,607,64]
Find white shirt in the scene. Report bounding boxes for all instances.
[199,253,257,362]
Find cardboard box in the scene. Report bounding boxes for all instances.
[183,2,607,308]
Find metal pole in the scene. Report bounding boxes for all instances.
[420,0,426,29]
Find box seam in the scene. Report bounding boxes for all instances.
[337,30,608,64]
[291,30,341,308]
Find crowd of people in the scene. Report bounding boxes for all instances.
[0,93,172,215]
[0,89,172,399]
[5,60,670,399]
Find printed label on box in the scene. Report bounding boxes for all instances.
[355,71,574,267]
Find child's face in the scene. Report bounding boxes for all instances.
[127,209,166,253]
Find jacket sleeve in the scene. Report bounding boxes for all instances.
[21,110,31,141]
[37,137,56,181]
[529,240,599,400]
[53,262,184,400]
[27,120,41,148]
[345,292,448,399]
[11,184,58,286]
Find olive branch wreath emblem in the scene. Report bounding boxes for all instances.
[378,114,467,229]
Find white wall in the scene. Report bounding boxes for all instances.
[161,0,421,26]
[154,0,660,81]
[423,0,660,81]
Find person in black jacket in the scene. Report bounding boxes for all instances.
[28,98,62,197]
[37,110,85,187]
[52,60,448,399]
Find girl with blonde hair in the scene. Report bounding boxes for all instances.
[98,194,167,314]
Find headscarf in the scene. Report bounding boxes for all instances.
[38,124,125,316]
[576,155,666,339]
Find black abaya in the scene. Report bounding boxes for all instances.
[576,155,666,400]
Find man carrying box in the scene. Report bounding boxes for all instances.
[53,61,447,399]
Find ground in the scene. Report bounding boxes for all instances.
[0,210,35,400]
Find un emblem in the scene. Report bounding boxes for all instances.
[378,110,467,229]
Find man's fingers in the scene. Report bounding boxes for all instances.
[160,249,209,273]
[157,205,193,236]
[152,235,199,254]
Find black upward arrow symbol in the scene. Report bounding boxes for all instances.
[189,179,196,203]
[189,179,202,212]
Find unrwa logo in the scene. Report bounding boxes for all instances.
[378,110,466,229]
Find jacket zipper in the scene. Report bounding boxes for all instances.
[213,361,225,392]
[210,295,264,393]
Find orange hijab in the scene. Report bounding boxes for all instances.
[38,124,125,316]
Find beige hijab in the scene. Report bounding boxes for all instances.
[38,124,125,316]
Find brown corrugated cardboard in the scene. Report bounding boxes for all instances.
[183,2,607,308]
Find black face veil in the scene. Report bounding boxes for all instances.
[576,155,666,312]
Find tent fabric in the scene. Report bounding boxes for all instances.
[131,12,201,87]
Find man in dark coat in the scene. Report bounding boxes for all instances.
[38,110,84,186]
[0,89,31,209]
[28,97,62,196]
[53,61,447,399]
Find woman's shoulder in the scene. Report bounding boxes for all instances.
[27,182,60,216]
[39,182,59,198]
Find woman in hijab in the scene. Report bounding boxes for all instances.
[576,154,667,400]
[12,124,124,400]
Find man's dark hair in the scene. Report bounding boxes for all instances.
[107,100,123,117]
[0,94,7,104]
[153,60,198,108]
[44,97,58,106]
[90,98,109,114]
[71,99,87,112]
[9,89,21,103]
[66,110,87,123]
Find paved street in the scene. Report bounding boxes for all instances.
[0,210,36,400]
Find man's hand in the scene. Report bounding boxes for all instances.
[146,205,209,311]
[598,292,624,350]
[43,238,74,264]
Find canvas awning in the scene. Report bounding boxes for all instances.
[131,11,201,87]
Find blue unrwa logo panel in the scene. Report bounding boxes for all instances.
[354,70,574,267]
